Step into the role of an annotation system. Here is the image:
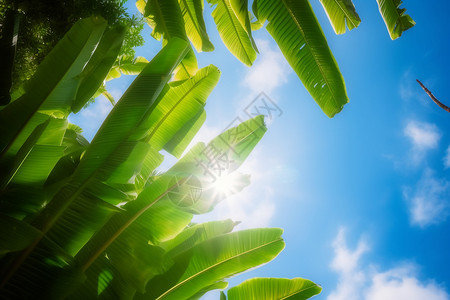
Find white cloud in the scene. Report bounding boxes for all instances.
[404,121,441,164]
[243,39,291,94]
[328,228,369,300]
[444,145,450,169]
[403,169,450,227]
[328,229,449,300]
[366,266,449,300]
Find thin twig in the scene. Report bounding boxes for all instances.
[416,79,450,113]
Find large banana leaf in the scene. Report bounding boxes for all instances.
[138,0,199,79]
[139,228,285,300]
[179,0,215,52]
[133,64,220,154]
[319,0,361,34]
[253,0,348,118]
[161,219,239,254]
[376,0,415,40]
[230,0,258,52]
[207,0,257,66]
[189,281,228,300]
[72,26,126,113]
[226,277,322,299]
[0,17,107,156]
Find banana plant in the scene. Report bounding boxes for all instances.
[139,0,414,118]
[0,17,320,299]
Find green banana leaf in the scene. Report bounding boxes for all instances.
[188,281,228,299]
[179,0,215,52]
[163,109,206,158]
[319,0,361,34]
[226,277,322,299]
[138,0,199,79]
[253,0,348,118]
[133,64,220,153]
[207,0,257,66]
[230,0,259,52]
[376,0,415,40]
[161,219,239,255]
[139,228,285,300]
[72,25,126,113]
[0,117,66,189]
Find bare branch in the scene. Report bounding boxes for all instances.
[416,79,450,113]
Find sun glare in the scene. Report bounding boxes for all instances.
[209,172,246,198]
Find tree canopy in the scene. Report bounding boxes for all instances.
[0,0,144,100]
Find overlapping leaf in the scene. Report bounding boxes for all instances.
[138,0,199,79]
[140,228,285,300]
[72,26,126,113]
[0,17,107,156]
[0,38,190,298]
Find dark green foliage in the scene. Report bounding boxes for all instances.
[0,0,144,92]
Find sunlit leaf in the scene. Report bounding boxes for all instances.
[376,0,415,40]
[207,0,257,66]
[319,0,361,34]
[253,0,348,117]
[227,277,322,299]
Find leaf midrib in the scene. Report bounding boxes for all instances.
[145,69,210,143]
[181,0,204,44]
[330,0,359,29]
[218,0,252,65]
[156,237,283,299]
[280,283,320,299]
[280,0,339,110]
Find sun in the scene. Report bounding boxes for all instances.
[208,172,249,199]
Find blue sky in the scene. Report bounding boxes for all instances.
[70,1,450,299]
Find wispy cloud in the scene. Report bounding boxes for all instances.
[444,145,450,169]
[328,228,369,300]
[403,169,450,228]
[243,39,291,94]
[404,121,441,164]
[328,229,449,300]
[399,70,431,106]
